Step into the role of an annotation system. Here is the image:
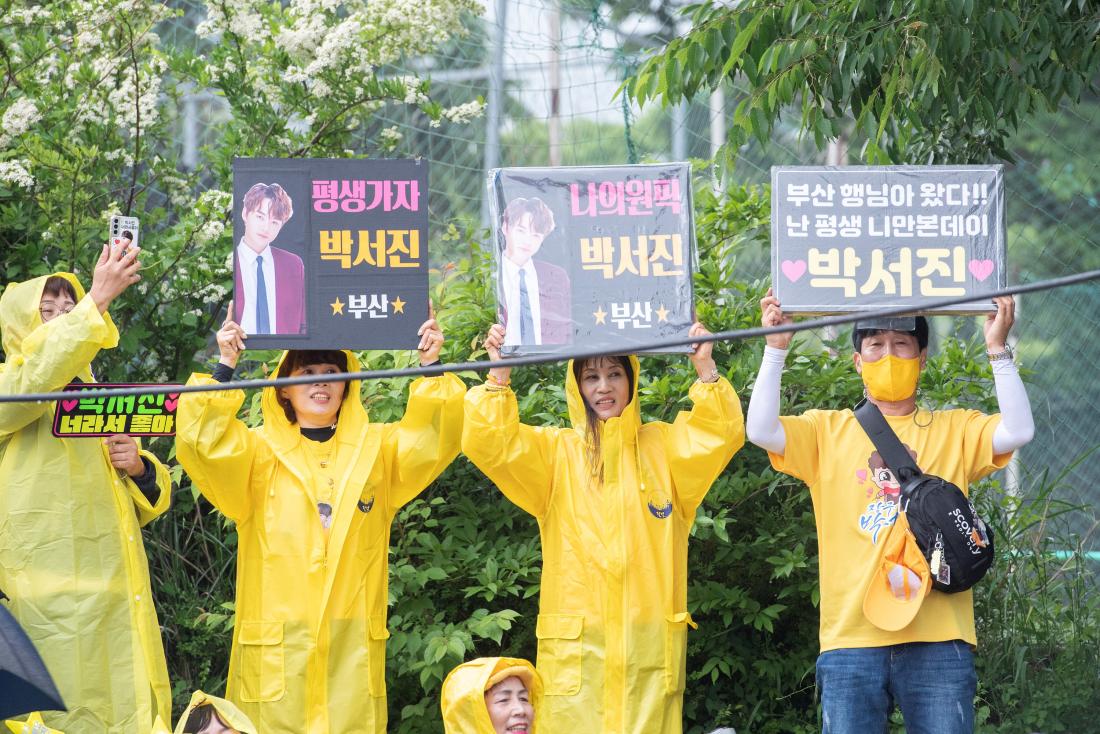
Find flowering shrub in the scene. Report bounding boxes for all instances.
[0,0,480,380]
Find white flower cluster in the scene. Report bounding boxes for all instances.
[5,6,51,23]
[195,281,230,304]
[432,99,485,127]
[378,126,404,149]
[195,3,228,39]
[197,189,234,214]
[398,76,429,105]
[0,98,42,149]
[0,160,35,188]
[105,55,167,138]
[361,0,478,67]
[265,0,477,104]
[194,219,226,245]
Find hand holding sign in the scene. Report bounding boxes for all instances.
[761,288,796,350]
[983,295,1015,352]
[417,303,444,366]
[484,323,511,387]
[89,242,142,313]
[216,300,247,369]
[105,434,145,477]
[688,322,719,381]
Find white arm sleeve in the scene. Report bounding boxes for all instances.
[746,346,788,455]
[991,358,1035,454]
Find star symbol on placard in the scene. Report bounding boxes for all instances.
[593,306,607,325]
[656,303,670,323]
[330,296,345,315]
[5,712,63,734]
[391,296,406,314]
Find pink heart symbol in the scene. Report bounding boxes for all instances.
[781,259,807,282]
[856,469,867,482]
[61,399,78,412]
[164,397,178,412]
[968,259,994,281]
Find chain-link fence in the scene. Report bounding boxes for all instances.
[166,0,1100,555]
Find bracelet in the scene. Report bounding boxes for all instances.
[486,373,510,388]
[987,345,1014,362]
[697,368,720,384]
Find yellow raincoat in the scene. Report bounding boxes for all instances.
[170,691,257,734]
[462,357,744,734]
[175,352,465,733]
[441,657,543,734]
[0,274,172,733]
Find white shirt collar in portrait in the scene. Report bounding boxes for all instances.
[237,239,278,335]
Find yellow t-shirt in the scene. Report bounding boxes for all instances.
[771,408,1011,652]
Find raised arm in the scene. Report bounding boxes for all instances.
[461,324,557,518]
[0,244,139,435]
[380,315,468,511]
[665,323,745,511]
[984,296,1034,453]
[174,310,256,522]
[745,289,793,455]
[0,297,116,436]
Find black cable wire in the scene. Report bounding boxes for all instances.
[3,268,1098,404]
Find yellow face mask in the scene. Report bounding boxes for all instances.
[860,354,921,402]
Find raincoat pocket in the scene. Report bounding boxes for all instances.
[664,612,697,694]
[238,620,285,703]
[367,614,391,698]
[535,614,584,696]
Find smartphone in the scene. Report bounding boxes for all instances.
[109,215,140,251]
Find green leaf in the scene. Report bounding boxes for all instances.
[719,12,766,80]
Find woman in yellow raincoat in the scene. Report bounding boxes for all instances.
[463,322,744,734]
[441,657,542,734]
[0,246,172,733]
[176,311,465,733]
[167,690,257,734]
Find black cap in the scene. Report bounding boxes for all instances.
[852,315,929,351]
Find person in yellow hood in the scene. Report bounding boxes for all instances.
[173,691,256,734]
[441,657,542,734]
[0,244,172,732]
[175,309,465,733]
[463,322,745,734]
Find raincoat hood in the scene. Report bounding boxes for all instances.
[177,354,466,732]
[173,690,257,734]
[258,349,367,452]
[564,354,641,437]
[0,273,108,364]
[0,272,171,730]
[463,354,744,733]
[441,657,543,734]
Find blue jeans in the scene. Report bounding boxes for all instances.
[816,641,976,734]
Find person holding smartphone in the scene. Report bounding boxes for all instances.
[0,243,173,732]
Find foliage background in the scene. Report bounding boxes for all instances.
[2,1,1099,732]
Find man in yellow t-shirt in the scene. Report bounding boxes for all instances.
[745,290,1035,733]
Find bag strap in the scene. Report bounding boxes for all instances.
[853,398,922,485]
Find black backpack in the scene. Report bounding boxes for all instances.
[854,399,995,593]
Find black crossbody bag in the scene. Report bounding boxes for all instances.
[854,399,995,593]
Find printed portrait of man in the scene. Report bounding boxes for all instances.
[498,196,572,346]
[234,182,306,335]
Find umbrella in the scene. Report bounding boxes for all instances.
[0,595,66,721]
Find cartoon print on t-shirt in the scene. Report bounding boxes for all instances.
[857,443,918,544]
